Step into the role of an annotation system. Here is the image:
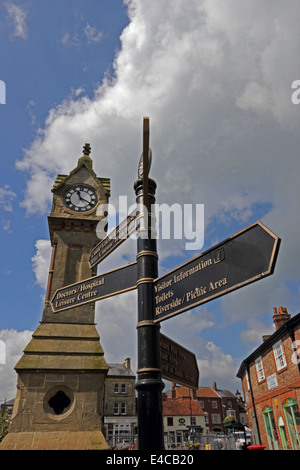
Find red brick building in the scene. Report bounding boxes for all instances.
[169,383,242,433]
[237,307,300,450]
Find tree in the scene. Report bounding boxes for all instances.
[224,415,237,426]
[0,411,11,442]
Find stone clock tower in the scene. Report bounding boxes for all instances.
[1,145,110,450]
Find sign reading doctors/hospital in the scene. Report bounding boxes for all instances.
[51,262,137,313]
[154,222,280,323]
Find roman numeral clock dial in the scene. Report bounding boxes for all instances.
[63,185,98,212]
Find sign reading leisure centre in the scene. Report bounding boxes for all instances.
[154,222,280,323]
[51,262,137,313]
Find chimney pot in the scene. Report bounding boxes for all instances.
[273,307,291,330]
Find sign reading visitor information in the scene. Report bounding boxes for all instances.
[154,222,280,323]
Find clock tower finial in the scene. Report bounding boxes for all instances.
[78,142,93,169]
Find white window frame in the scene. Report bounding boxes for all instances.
[255,356,265,382]
[121,402,126,415]
[273,340,287,371]
[212,414,221,424]
[113,402,119,415]
[245,371,250,390]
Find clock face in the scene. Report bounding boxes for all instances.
[63,185,98,212]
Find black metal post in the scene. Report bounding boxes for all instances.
[134,177,164,450]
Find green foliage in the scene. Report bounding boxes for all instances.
[223,415,237,425]
[0,412,11,442]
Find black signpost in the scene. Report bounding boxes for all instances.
[134,118,165,450]
[49,117,281,451]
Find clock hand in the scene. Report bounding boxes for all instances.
[76,191,90,204]
[80,196,90,204]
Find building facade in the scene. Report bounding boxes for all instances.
[163,395,205,448]
[237,307,300,450]
[103,358,137,447]
[169,383,244,433]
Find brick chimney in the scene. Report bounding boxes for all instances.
[262,335,271,342]
[273,307,291,330]
[212,381,217,391]
[124,357,131,370]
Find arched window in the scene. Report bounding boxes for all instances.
[278,416,289,450]
[121,383,127,394]
[262,406,280,450]
[283,398,300,450]
[114,383,120,394]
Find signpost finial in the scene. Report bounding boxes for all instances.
[143,117,149,210]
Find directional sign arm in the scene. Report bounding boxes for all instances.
[51,262,137,313]
[89,209,137,268]
[160,333,199,389]
[154,221,280,323]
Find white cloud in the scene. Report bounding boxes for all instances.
[61,21,103,48]
[14,0,300,391]
[197,341,240,389]
[95,291,137,370]
[240,320,275,347]
[31,239,51,288]
[1,220,12,233]
[61,31,80,48]
[0,329,33,400]
[16,0,300,227]
[84,23,103,44]
[5,1,27,39]
[0,185,16,212]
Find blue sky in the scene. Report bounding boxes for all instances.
[0,0,300,402]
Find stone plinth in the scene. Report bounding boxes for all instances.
[1,431,107,450]
[0,322,108,450]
